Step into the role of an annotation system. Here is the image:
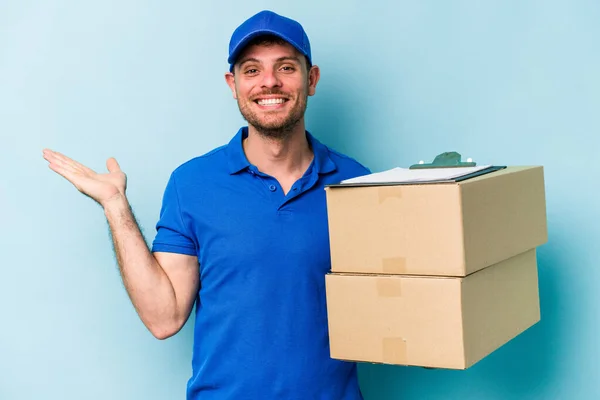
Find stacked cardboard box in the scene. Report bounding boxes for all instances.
[324,166,547,369]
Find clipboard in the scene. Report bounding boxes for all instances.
[327,152,506,188]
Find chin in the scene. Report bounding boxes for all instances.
[257,118,288,129]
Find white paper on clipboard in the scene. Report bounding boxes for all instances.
[340,165,492,185]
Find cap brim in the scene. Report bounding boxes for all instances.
[228,29,306,70]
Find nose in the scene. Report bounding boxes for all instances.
[260,68,282,89]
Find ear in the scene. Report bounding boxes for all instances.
[224,72,237,99]
[307,65,320,97]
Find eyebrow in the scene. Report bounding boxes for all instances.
[238,56,302,68]
[275,56,302,64]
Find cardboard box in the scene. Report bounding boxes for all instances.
[325,249,540,369]
[325,166,547,277]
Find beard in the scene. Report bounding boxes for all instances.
[236,87,308,140]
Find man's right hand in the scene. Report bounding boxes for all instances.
[42,149,127,208]
[43,148,199,339]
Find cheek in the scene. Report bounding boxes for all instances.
[234,80,252,99]
[284,85,304,99]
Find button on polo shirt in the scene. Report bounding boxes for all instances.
[152,127,370,400]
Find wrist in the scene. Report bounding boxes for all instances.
[102,193,129,215]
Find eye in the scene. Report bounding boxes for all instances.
[244,68,259,75]
[280,65,296,72]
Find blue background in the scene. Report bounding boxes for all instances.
[2,1,598,399]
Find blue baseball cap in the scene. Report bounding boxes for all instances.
[228,10,312,70]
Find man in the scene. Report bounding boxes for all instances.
[43,10,370,400]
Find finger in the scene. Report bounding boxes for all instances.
[47,154,81,176]
[44,149,95,175]
[44,149,75,165]
[53,151,93,174]
[42,149,63,164]
[48,161,82,186]
[106,157,121,173]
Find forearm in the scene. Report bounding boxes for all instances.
[103,195,181,337]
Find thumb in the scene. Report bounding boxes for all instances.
[106,157,121,173]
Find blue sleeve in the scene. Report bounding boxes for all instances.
[360,164,372,175]
[151,172,197,256]
[350,161,371,178]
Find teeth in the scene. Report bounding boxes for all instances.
[257,98,285,105]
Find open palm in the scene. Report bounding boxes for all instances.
[43,149,127,207]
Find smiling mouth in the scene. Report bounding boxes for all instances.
[255,98,288,106]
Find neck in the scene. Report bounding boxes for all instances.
[243,121,314,177]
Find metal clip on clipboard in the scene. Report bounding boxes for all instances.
[409,151,476,169]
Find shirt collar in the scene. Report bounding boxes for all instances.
[226,127,337,175]
[307,130,337,175]
[226,127,251,174]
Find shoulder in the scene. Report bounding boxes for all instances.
[171,144,229,180]
[325,147,371,177]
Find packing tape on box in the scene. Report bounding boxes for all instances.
[376,278,403,297]
[382,257,407,274]
[382,337,407,364]
[378,186,403,204]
